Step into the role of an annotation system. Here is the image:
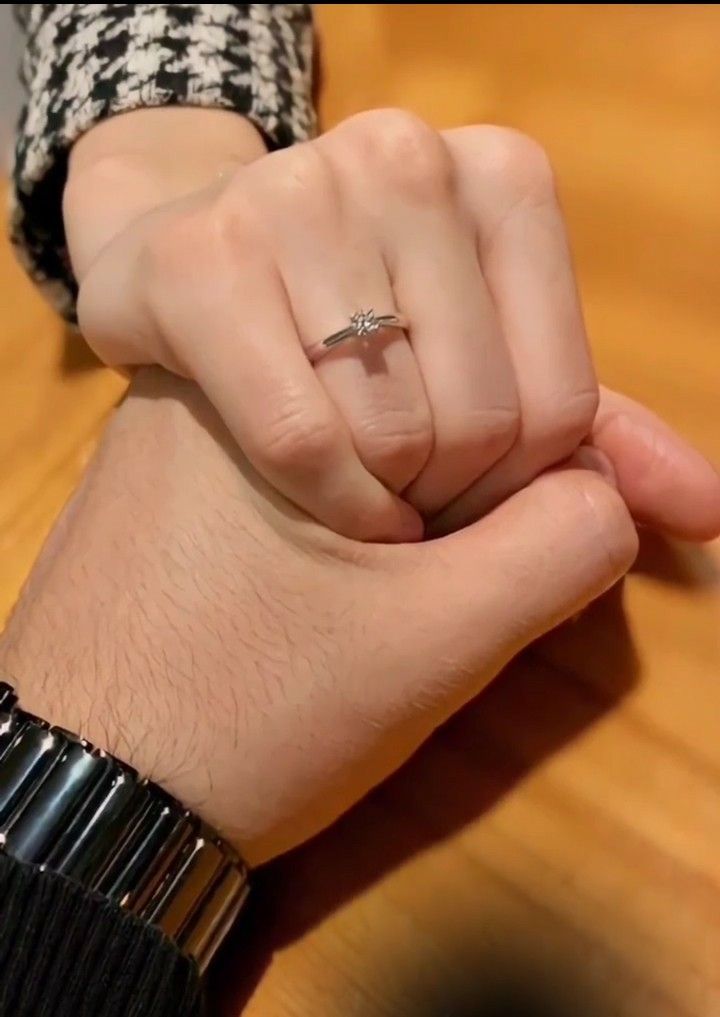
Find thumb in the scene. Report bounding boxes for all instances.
[379,462,638,720]
[590,387,720,542]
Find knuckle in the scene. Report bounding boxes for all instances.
[136,209,224,351]
[264,143,339,222]
[555,387,600,444]
[256,401,342,472]
[533,387,599,454]
[340,108,453,199]
[137,201,259,362]
[211,183,267,252]
[358,409,433,484]
[491,128,556,204]
[465,125,556,207]
[443,405,521,462]
[142,193,261,298]
[141,209,207,287]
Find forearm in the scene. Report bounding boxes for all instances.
[0,375,213,1009]
[0,369,291,1012]
[0,369,270,827]
[0,366,316,862]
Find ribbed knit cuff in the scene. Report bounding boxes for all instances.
[0,852,203,1017]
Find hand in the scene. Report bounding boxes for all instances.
[436,385,720,541]
[68,109,613,541]
[1,369,717,865]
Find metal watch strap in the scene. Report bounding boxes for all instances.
[0,681,248,972]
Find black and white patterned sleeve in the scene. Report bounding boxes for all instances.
[11,4,315,318]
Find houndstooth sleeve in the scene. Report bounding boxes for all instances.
[11,4,315,318]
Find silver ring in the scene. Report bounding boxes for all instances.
[322,309,408,352]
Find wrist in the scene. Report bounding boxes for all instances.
[0,369,303,863]
[0,676,250,970]
[64,107,268,282]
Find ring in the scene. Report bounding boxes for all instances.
[322,309,408,352]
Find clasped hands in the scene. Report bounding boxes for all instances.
[3,108,717,865]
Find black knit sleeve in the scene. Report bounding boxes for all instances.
[10,3,315,318]
[0,851,203,1017]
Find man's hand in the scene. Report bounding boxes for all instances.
[1,369,717,865]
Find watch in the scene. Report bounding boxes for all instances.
[0,680,249,972]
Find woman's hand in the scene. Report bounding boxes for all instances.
[66,109,601,541]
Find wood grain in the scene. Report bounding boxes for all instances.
[1,5,719,1016]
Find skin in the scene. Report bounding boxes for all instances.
[2,106,714,868]
[65,107,708,545]
[0,368,717,866]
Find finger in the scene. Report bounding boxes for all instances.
[79,189,423,543]
[241,140,434,496]
[590,387,720,541]
[165,258,424,544]
[379,150,519,515]
[280,247,433,496]
[191,280,422,542]
[434,126,599,533]
[373,464,637,726]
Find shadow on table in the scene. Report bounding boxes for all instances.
[209,580,641,1015]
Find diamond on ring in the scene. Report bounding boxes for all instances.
[320,309,409,354]
[350,309,382,337]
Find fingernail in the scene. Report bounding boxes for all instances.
[572,446,618,488]
[390,500,424,543]
[400,510,425,543]
[372,501,424,544]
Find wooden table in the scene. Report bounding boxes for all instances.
[1,6,719,1015]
